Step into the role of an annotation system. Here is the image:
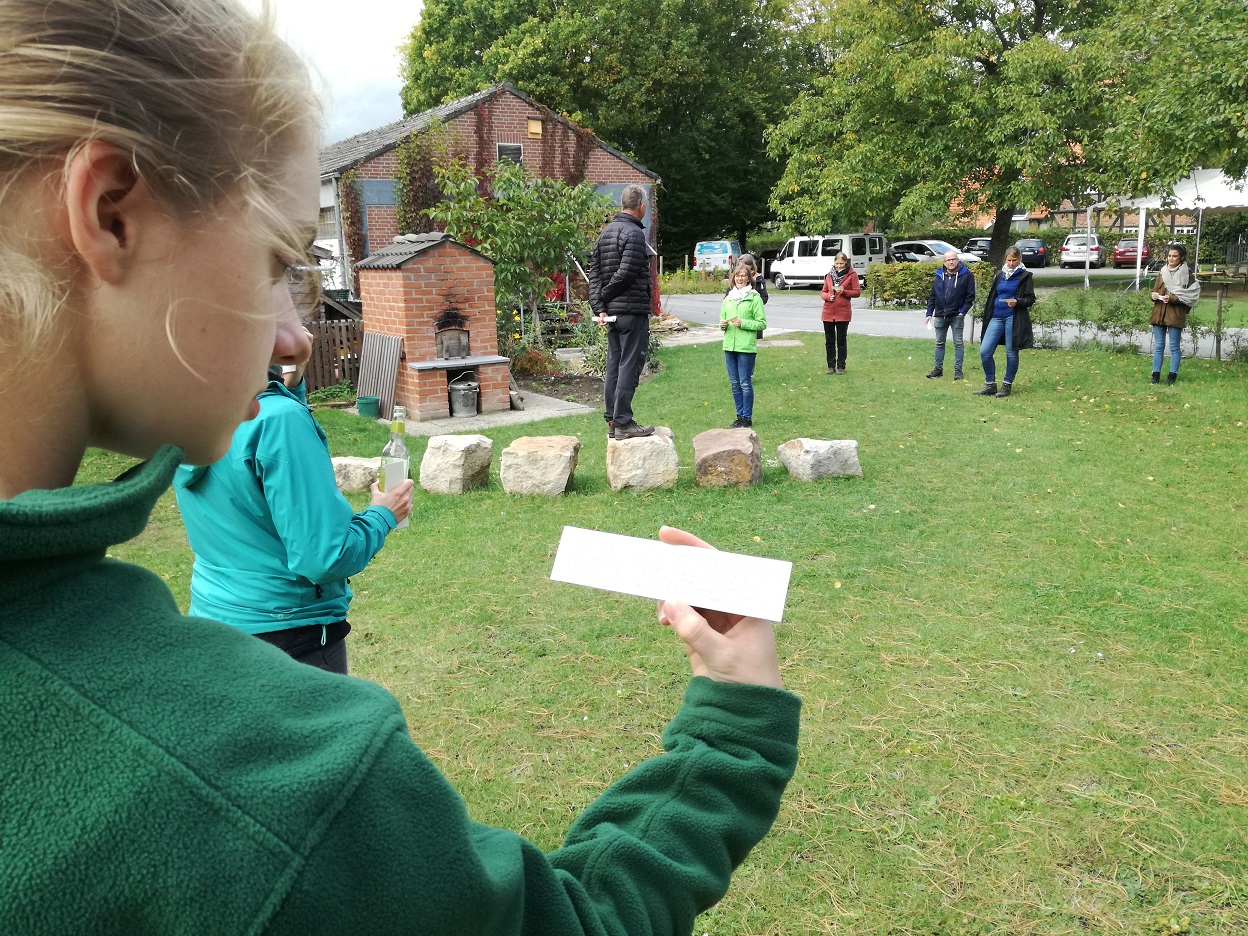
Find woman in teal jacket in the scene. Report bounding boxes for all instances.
[174,354,413,673]
[719,256,768,428]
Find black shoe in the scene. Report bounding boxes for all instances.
[1167,372,1177,386]
[925,367,943,379]
[741,417,752,428]
[953,369,964,381]
[995,382,1012,398]
[1150,372,1160,384]
[728,416,745,429]
[613,421,656,440]
[973,382,998,396]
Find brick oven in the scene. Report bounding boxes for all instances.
[356,233,511,422]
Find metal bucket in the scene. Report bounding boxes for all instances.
[447,373,479,418]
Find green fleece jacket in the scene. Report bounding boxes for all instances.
[720,289,766,353]
[0,447,801,935]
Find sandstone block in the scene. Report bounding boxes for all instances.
[420,434,494,495]
[332,456,380,493]
[500,435,582,496]
[692,428,762,488]
[606,429,678,491]
[777,438,862,480]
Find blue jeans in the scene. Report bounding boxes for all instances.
[980,314,1017,384]
[933,314,965,370]
[1152,325,1182,374]
[725,350,757,419]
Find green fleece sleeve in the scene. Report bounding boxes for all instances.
[741,294,767,332]
[253,403,396,585]
[267,678,800,936]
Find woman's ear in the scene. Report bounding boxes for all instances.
[63,141,145,284]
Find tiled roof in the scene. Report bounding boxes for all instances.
[318,82,657,181]
[354,232,495,269]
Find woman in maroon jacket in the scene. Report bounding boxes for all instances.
[820,252,860,374]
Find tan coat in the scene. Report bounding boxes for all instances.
[1150,273,1190,328]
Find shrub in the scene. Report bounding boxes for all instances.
[307,380,355,404]
[660,268,728,295]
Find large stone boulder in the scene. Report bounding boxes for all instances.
[777,438,862,480]
[500,435,582,496]
[332,456,380,493]
[606,428,678,491]
[420,434,494,495]
[692,428,762,488]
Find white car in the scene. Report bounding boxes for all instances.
[891,240,982,264]
[1059,233,1104,269]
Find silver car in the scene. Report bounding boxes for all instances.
[1059,234,1104,268]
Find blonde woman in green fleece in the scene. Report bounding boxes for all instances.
[0,2,800,934]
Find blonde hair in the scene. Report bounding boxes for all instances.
[1004,246,1022,262]
[0,0,321,354]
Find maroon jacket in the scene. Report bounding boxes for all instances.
[820,269,860,322]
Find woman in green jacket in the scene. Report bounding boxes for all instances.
[719,256,768,428]
[0,2,799,933]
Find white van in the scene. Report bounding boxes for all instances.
[770,233,889,288]
[693,239,742,272]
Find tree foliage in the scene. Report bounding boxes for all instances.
[1098,0,1248,193]
[768,0,1119,263]
[425,158,615,335]
[399,0,805,259]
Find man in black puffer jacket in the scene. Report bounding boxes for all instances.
[591,184,655,440]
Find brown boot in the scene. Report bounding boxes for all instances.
[973,382,998,396]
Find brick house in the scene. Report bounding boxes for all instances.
[316,82,660,292]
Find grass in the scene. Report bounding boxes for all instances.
[79,335,1248,935]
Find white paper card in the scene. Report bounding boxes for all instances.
[549,526,792,622]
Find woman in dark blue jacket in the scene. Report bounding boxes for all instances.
[975,246,1036,398]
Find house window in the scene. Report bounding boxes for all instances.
[316,206,337,241]
[497,143,523,164]
[527,118,543,139]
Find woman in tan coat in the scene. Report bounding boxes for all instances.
[1149,244,1201,385]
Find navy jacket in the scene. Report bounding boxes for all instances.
[590,212,651,317]
[926,263,976,317]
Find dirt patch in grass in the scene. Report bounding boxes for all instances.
[515,373,604,408]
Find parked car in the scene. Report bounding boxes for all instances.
[1059,233,1104,268]
[1112,238,1151,269]
[887,246,922,263]
[963,236,992,258]
[770,233,890,288]
[891,239,982,264]
[1013,238,1047,268]
[693,239,741,273]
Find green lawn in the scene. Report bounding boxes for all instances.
[81,335,1248,935]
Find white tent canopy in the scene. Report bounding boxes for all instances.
[1119,168,1248,213]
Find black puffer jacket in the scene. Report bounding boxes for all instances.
[590,212,651,317]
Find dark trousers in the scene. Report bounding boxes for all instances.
[823,321,849,368]
[603,314,649,426]
[255,620,351,674]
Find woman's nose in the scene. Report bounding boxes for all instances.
[270,283,313,367]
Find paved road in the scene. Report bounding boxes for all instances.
[661,283,1245,359]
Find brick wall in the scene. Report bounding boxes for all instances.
[358,241,507,421]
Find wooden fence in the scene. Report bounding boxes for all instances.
[306,320,362,392]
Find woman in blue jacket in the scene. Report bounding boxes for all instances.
[174,342,414,672]
[975,246,1036,398]
[719,256,768,428]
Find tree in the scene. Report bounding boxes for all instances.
[398,0,804,261]
[425,158,615,336]
[767,0,1119,264]
[1097,0,1248,194]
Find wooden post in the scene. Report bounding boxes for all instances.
[1215,286,1225,361]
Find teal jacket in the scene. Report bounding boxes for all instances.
[720,289,767,353]
[0,448,801,935]
[173,379,396,633]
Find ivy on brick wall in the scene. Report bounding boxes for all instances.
[338,169,365,295]
[395,122,454,235]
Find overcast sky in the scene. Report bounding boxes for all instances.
[247,0,424,145]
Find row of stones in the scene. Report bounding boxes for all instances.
[333,429,862,498]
